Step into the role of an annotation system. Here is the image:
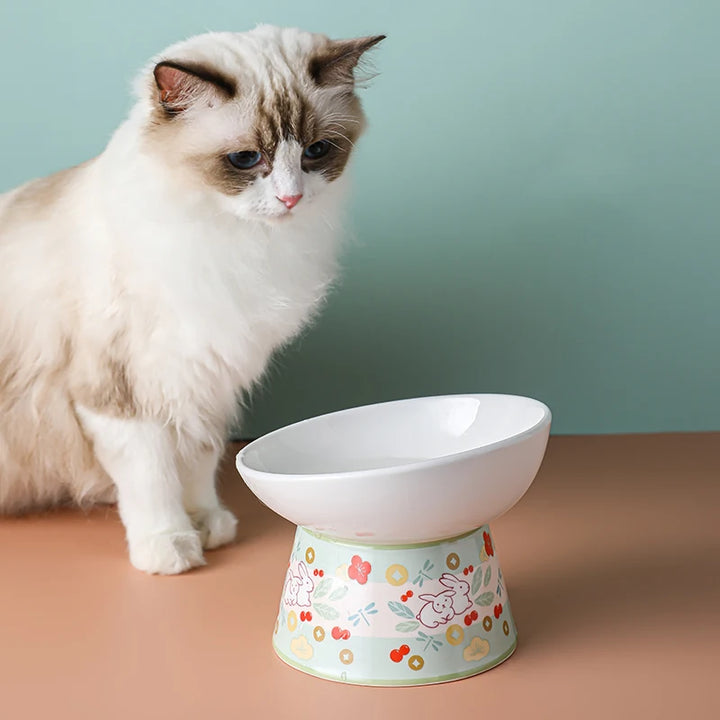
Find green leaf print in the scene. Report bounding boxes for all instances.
[328,586,349,602]
[483,565,492,588]
[313,603,340,620]
[388,601,415,619]
[471,567,484,595]
[313,578,333,599]
[416,630,443,652]
[475,592,494,607]
[395,621,420,632]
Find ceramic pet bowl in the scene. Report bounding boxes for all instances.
[236,394,551,686]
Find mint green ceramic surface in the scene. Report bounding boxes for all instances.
[273,526,516,685]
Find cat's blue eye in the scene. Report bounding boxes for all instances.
[227,151,262,169]
[303,140,331,160]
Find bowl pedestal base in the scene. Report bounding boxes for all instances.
[272,525,517,686]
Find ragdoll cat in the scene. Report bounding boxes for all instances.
[0,26,384,574]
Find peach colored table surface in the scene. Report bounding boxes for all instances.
[1,434,719,719]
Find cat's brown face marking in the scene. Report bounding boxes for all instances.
[142,32,383,215]
[147,77,363,198]
[194,152,258,196]
[255,85,316,155]
[192,87,363,197]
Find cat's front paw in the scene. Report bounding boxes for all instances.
[192,507,238,550]
[128,530,206,575]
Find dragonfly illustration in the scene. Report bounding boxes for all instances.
[348,602,378,627]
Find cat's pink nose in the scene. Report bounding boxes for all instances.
[277,194,303,209]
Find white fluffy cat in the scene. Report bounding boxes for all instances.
[0,26,384,574]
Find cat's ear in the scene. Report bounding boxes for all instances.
[153,60,236,115]
[309,35,386,88]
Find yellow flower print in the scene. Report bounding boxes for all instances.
[290,635,313,661]
[463,637,490,663]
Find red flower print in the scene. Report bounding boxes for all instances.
[483,531,494,557]
[347,554,372,585]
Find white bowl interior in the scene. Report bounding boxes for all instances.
[241,394,548,475]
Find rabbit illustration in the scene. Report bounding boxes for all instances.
[283,568,298,604]
[294,562,315,606]
[284,561,315,607]
[416,589,456,628]
[438,572,473,615]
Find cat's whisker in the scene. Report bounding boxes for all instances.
[319,212,337,232]
[321,115,362,128]
[322,113,361,124]
[328,132,356,149]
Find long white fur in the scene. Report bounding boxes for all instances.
[0,26,362,574]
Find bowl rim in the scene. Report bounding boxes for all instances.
[236,393,552,483]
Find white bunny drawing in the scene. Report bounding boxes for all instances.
[438,572,473,615]
[282,568,297,604]
[415,572,473,628]
[294,562,315,606]
[283,561,315,607]
[416,589,456,628]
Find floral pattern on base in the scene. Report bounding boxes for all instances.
[273,525,517,686]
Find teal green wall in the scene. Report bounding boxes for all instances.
[2,2,719,435]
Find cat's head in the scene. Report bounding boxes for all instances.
[136,26,384,224]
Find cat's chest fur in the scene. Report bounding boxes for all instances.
[66,164,342,440]
[109,211,338,424]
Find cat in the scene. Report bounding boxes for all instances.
[0,26,384,574]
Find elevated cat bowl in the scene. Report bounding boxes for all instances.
[236,394,551,686]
